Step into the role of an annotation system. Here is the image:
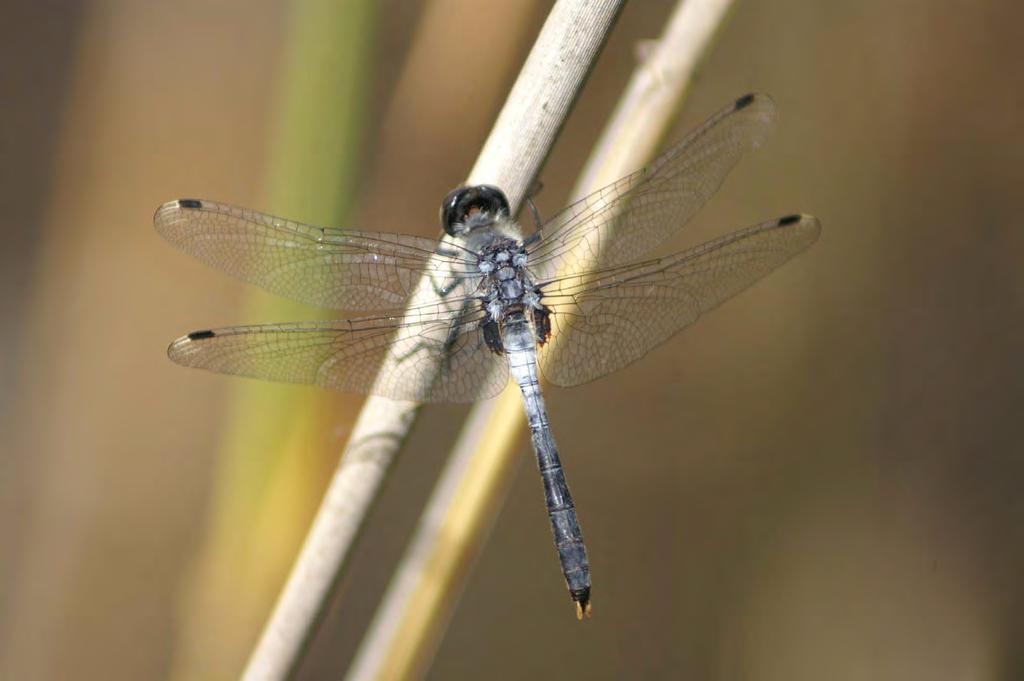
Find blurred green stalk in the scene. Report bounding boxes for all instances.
[171,2,374,679]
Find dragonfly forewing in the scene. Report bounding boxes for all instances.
[528,93,777,283]
[154,198,481,311]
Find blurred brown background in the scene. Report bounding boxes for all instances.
[2,0,1022,679]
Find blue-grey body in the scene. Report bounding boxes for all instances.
[458,214,591,615]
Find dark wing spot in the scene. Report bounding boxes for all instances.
[735,93,755,109]
[778,214,801,226]
[187,329,216,340]
[178,199,203,209]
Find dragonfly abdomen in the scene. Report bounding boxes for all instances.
[505,317,592,618]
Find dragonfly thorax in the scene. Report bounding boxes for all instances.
[475,234,550,354]
[478,239,533,304]
[498,271,523,300]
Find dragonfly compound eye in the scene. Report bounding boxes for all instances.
[440,185,511,236]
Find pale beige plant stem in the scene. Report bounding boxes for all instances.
[345,0,737,678]
[242,1,624,679]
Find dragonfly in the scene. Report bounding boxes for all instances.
[155,93,820,619]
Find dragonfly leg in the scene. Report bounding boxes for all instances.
[391,310,463,365]
[522,180,545,245]
[426,245,466,299]
[532,305,552,345]
[481,319,503,354]
[428,274,460,299]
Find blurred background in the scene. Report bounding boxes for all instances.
[2,0,1022,679]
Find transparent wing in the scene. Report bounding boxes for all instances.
[528,94,777,281]
[167,300,508,403]
[537,214,820,387]
[154,198,481,310]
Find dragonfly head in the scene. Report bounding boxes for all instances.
[441,185,511,237]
